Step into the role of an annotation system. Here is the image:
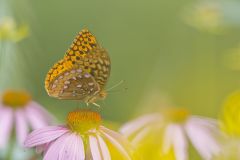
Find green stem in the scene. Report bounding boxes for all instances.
[0,41,7,90]
[5,140,14,160]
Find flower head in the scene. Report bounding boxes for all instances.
[120,108,223,160]
[220,91,240,137]
[215,91,240,159]
[0,90,53,149]
[0,17,29,42]
[24,109,135,160]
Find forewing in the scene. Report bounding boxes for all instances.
[64,29,99,66]
[45,59,72,93]
[62,29,111,86]
[65,47,111,88]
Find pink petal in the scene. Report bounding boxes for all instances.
[58,133,85,160]
[100,126,132,160]
[43,133,70,160]
[131,126,151,145]
[29,102,54,124]
[25,102,52,129]
[73,134,85,160]
[189,116,218,131]
[24,126,69,147]
[185,119,221,160]
[163,124,177,154]
[89,135,102,160]
[97,135,111,160]
[36,142,51,154]
[163,124,188,160]
[15,109,28,146]
[0,107,13,148]
[120,114,161,137]
[171,125,188,160]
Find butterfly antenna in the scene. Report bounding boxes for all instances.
[106,80,125,92]
[108,87,128,94]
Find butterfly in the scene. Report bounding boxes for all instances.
[45,29,111,105]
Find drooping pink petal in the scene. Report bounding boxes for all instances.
[97,135,111,160]
[185,119,221,160]
[0,107,13,148]
[25,102,51,129]
[43,133,70,160]
[100,126,131,160]
[15,109,28,146]
[89,135,102,160]
[58,133,85,160]
[29,102,54,124]
[120,114,161,137]
[24,126,69,147]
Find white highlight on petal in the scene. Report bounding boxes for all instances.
[185,118,221,160]
[89,135,102,160]
[97,135,111,160]
[0,107,13,148]
[15,109,28,146]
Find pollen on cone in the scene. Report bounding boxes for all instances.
[67,109,102,134]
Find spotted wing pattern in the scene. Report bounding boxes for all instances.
[64,48,111,88]
[47,68,100,100]
[45,59,72,90]
[45,28,111,101]
[88,48,111,88]
[64,29,99,65]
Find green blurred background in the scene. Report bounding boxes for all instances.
[1,0,240,124]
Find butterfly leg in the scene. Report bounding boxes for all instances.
[93,103,100,108]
